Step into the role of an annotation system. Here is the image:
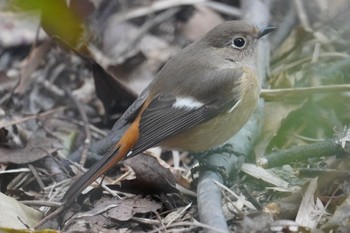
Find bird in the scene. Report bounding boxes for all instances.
[63,20,274,205]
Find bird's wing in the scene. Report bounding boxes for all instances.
[111,87,150,131]
[131,68,243,155]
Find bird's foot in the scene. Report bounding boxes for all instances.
[191,143,245,186]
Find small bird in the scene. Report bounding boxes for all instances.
[63,20,274,204]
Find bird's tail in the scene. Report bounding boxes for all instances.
[62,145,126,205]
[63,106,142,205]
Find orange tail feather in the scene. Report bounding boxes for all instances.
[63,114,142,205]
[62,146,126,205]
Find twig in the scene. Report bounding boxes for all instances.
[322,188,350,230]
[121,0,207,20]
[63,117,107,136]
[0,107,66,128]
[27,164,45,190]
[260,84,350,101]
[296,168,350,178]
[65,89,91,166]
[213,180,257,210]
[294,0,312,32]
[270,1,298,51]
[43,176,71,191]
[20,200,62,207]
[0,168,30,174]
[44,156,69,183]
[271,52,349,75]
[0,92,14,106]
[257,138,344,168]
[166,203,192,227]
[176,184,197,197]
[7,173,29,190]
[116,7,180,63]
[37,78,65,97]
[34,205,65,229]
[203,1,241,17]
[317,186,340,229]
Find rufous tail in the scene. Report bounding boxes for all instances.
[62,146,125,205]
[63,104,143,205]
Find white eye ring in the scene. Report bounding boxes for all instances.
[231,37,246,49]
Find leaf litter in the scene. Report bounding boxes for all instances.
[0,0,349,232]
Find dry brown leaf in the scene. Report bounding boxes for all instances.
[117,154,177,194]
[15,40,51,94]
[107,196,161,221]
[93,21,172,96]
[62,197,147,232]
[107,199,133,221]
[132,196,162,214]
[0,135,62,164]
[178,4,224,41]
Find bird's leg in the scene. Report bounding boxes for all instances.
[191,143,245,185]
[191,157,229,181]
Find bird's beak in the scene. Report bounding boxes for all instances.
[257,26,276,39]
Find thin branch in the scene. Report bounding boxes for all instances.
[294,0,312,32]
[27,164,45,190]
[0,107,66,128]
[65,89,92,166]
[20,200,62,207]
[122,0,207,20]
[260,84,350,101]
[203,1,241,17]
[257,138,344,168]
[270,1,298,51]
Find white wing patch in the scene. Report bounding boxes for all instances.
[227,98,241,113]
[172,97,204,109]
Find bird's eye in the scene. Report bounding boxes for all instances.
[232,37,246,49]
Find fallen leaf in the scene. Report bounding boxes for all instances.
[178,4,224,41]
[107,196,161,221]
[15,40,51,94]
[107,199,133,221]
[119,153,177,194]
[0,192,43,229]
[241,163,289,188]
[0,135,62,164]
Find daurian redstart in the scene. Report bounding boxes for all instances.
[63,21,274,204]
